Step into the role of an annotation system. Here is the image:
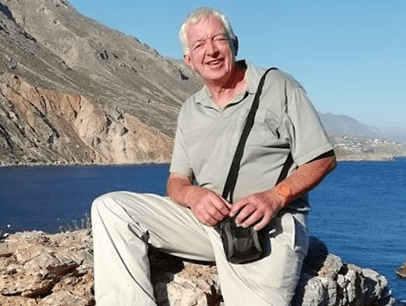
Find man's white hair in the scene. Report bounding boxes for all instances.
[179,7,239,56]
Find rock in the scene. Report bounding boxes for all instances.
[0,0,202,166]
[0,74,175,165]
[0,230,94,305]
[396,260,406,279]
[0,231,396,306]
[293,237,395,306]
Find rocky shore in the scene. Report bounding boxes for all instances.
[397,261,406,279]
[331,135,406,161]
[0,230,398,306]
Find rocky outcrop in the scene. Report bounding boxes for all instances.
[0,230,94,306]
[0,73,174,165]
[396,260,406,279]
[0,0,202,165]
[0,231,396,306]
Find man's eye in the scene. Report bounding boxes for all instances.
[194,43,204,50]
[215,36,228,42]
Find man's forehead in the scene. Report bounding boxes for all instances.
[186,16,226,40]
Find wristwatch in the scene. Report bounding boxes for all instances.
[277,183,292,200]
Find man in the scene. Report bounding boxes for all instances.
[92,8,336,306]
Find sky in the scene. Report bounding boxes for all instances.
[67,0,406,130]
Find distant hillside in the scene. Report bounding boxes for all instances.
[318,112,406,160]
[318,112,381,139]
[0,0,201,165]
[376,126,406,144]
[318,112,406,144]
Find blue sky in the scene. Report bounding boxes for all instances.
[68,0,406,130]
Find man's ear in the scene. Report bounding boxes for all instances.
[232,36,239,56]
[184,55,194,70]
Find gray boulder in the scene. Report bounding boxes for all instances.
[0,231,396,306]
[396,260,406,279]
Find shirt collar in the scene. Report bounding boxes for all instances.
[244,61,270,94]
[192,60,265,109]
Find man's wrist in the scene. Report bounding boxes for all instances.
[183,185,200,208]
[276,183,293,205]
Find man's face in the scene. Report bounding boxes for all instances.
[184,15,235,85]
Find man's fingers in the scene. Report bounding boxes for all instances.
[206,193,231,219]
[230,193,277,229]
[234,205,256,224]
[210,195,231,213]
[229,199,249,217]
[193,190,231,226]
[206,204,226,222]
[201,214,218,226]
[252,216,270,231]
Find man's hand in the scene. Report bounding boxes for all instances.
[189,188,231,226]
[230,189,282,231]
[167,173,231,226]
[229,150,337,231]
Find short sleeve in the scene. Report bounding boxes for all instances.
[169,123,194,177]
[285,87,334,166]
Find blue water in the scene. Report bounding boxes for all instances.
[0,164,170,233]
[309,158,406,301]
[0,159,405,300]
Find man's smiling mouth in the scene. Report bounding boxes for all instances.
[206,59,223,66]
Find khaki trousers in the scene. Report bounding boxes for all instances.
[91,191,309,306]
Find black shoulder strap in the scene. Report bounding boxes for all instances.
[222,67,277,203]
[276,152,293,185]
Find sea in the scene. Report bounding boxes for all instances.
[0,158,405,300]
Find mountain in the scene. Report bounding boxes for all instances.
[318,112,382,139]
[376,126,406,144]
[0,0,404,166]
[0,0,202,165]
[318,112,406,160]
[318,112,406,144]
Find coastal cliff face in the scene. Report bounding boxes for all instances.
[0,73,173,164]
[0,0,201,165]
[0,0,404,165]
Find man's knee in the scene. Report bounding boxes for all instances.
[92,192,115,213]
[91,191,129,223]
[91,191,151,224]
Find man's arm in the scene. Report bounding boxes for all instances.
[167,173,232,226]
[231,150,337,231]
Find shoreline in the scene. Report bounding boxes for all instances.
[0,160,172,168]
[1,155,405,168]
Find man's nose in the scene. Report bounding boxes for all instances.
[206,40,219,56]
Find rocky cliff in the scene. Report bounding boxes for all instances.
[0,73,174,164]
[1,0,404,165]
[0,0,201,165]
[0,230,396,306]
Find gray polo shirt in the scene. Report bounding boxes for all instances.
[170,61,333,211]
